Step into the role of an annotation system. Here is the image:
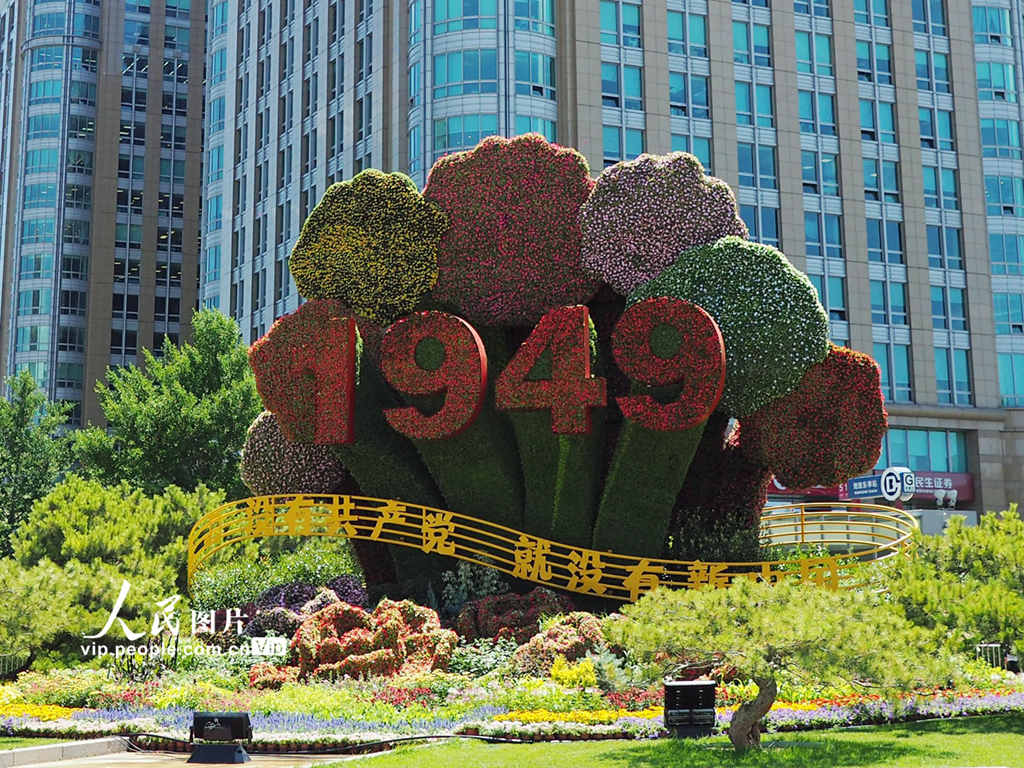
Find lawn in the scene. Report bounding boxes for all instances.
[334,714,1024,768]
[0,737,64,751]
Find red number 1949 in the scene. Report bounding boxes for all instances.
[250,300,725,443]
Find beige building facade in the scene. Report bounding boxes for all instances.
[192,0,1018,518]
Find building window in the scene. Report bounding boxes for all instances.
[807,273,847,321]
[667,11,706,57]
[998,352,1024,406]
[71,46,98,72]
[871,280,908,326]
[514,51,556,100]
[913,0,946,36]
[990,233,1024,275]
[985,175,1024,216]
[994,292,1024,334]
[877,429,966,472]
[433,114,498,158]
[17,289,52,316]
[33,12,65,35]
[27,114,60,140]
[859,100,896,143]
[801,150,839,196]
[15,362,48,389]
[59,289,88,316]
[795,31,833,76]
[602,125,644,167]
[15,325,50,353]
[919,107,954,151]
[124,20,150,46]
[211,1,228,36]
[31,46,63,71]
[515,115,556,142]
[740,205,780,249]
[804,212,843,260]
[974,5,1012,46]
[733,21,771,67]
[915,50,949,93]
[873,342,912,402]
[738,143,777,190]
[857,41,892,84]
[669,72,709,119]
[23,183,57,209]
[981,118,1020,158]
[736,82,773,127]
[867,218,903,263]
[854,0,889,26]
[977,62,1017,101]
[514,0,554,35]
[21,219,55,244]
[433,49,497,98]
[931,286,966,331]
[928,226,962,270]
[799,90,836,135]
[601,1,641,48]
[863,158,900,202]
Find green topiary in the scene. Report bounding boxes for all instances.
[630,236,830,417]
[288,170,447,322]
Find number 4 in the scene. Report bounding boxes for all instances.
[496,306,607,434]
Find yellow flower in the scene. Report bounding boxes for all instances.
[493,707,664,724]
[0,703,81,721]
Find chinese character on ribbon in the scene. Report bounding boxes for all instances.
[421,510,456,555]
[84,580,146,640]
[622,559,664,601]
[800,557,840,589]
[327,496,359,538]
[151,595,182,636]
[943,478,953,490]
[512,535,553,582]
[683,561,731,590]
[370,502,407,540]
[565,550,606,595]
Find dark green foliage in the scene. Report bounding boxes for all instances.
[404,327,525,530]
[591,405,706,556]
[0,369,70,556]
[888,508,1024,654]
[73,309,261,498]
[329,363,449,581]
[448,637,519,677]
[506,322,605,543]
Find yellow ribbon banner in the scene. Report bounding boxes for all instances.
[187,496,918,601]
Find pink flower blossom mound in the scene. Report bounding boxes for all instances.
[423,133,599,326]
[579,152,748,296]
[240,411,349,495]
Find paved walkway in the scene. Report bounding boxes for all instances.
[18,752,348,767]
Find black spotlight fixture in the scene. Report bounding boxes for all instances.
[664,680,717,738]
[188,711,253,763]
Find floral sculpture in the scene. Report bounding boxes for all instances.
[290,599,457,679]
[288,169,446,323]
[510,612,605,676]
[456,588,574,645]
[423,134,599,326]
[241,135,889,591]
[579,152,748,296]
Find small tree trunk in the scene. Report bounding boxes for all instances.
[727,676,777,751]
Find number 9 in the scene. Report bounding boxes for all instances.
[612,297,725,430]
[380,311,488,440]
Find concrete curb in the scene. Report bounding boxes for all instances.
[0,737,129,767]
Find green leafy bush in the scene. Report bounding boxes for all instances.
[447,637,519,677]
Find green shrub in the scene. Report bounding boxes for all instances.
[13,476,223,592]
[191,539,361,610]
[887,507,1024,654]
[447,637,518,677]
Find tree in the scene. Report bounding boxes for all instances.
[605,578,956,751]
[74,309,261,498]
[0,369,70,555]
